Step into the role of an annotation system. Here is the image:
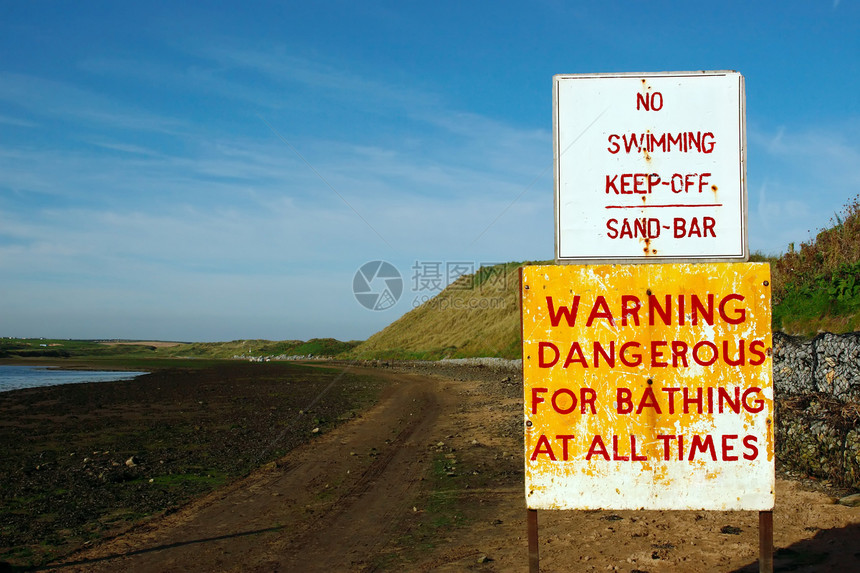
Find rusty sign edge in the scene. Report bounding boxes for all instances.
[553,71,748,264]
[521,263,774,512]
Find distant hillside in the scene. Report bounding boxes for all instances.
[158,338,359,359]
[348,262,534,360]
[0,338,359,361]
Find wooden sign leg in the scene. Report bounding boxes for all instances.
[528,508,539,572]
[759,510,773,573]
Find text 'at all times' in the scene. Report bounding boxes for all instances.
[528,379,766,464]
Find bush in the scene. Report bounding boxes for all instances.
[771,196,860,334]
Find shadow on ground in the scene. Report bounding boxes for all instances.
[31,526,283,571]
[731,522,860,572]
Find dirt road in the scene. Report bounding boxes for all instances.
[50,366,860,572]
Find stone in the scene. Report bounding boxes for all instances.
[125,456,138,467]
[837,493,860,507]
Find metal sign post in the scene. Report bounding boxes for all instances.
[760,510,774,572]
[527,508,539,572]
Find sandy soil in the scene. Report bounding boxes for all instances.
[44,365,860,572]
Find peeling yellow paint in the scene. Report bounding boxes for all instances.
[522,263,774,511]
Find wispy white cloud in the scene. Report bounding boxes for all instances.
[79,44,441,119]
[83,140,163,156]
[0,121,550,262]
[0,72,187,134]
[0,45,550,339]
[196,45,439,110]
[0,113,38,128]
[753,123,860,183]
[747,121,860,253]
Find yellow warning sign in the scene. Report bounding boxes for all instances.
[521,263,773,511]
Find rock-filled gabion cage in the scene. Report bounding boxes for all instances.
[774,332,860,489]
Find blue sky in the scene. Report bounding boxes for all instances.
[1,1,858,342]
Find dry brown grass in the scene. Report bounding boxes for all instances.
[349,263,533,359]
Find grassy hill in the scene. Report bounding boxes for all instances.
[348,197,860,359]
[348,262,532,360]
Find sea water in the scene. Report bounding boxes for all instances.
[0,365,148,393]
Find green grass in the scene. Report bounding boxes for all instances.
[769,196,860,336]
[0,337,361,367]
[150,472,227,488]
[376,451,468,570]
[0,545,36,568]
[773,273,860,336]
[424,453,464,528]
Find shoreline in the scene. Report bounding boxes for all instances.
[0,357,155,372]
[0,360,387,569]
[0,364,150,394]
